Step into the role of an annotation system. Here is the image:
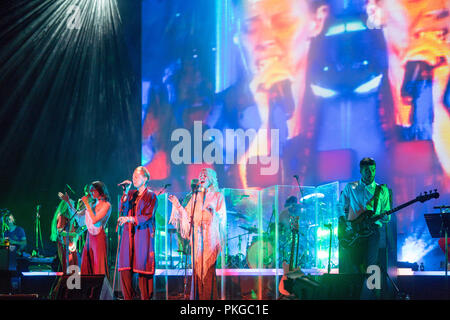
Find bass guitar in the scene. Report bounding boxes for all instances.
[339,190,439,248]
[279,216,300,296]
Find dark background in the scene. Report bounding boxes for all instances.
[0,0,141,257]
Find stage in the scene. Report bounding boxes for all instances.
[0,268,445,300]
[0,0,449,305]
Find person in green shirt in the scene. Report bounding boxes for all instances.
[339,157,391,299]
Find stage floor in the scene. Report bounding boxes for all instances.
[21,268,450,277]
[13,268,450,300]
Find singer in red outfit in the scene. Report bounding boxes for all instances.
[59,181,111,277]
[117,166,158,300]
[169,168,226,300]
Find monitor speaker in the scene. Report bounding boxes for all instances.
[54,275,113,300]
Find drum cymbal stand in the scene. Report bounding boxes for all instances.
[34,205,44,256]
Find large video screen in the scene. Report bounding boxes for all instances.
[142,0,450,269]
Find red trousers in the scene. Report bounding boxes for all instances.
[120,270,153,300]
[192,265,218,300]
[81,229,109,278]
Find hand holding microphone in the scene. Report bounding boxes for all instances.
[118,216,135,226]
[118,180,132,193]
[206,204,215,214]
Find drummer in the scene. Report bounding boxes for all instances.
[279,196,300,229]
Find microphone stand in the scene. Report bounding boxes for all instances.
[437,206,449,298]
[325,224,333,274]
[113,188,129,299]
[293,176,305,268]
[200,189,206,299]
[189,188,200,300]
[179,193,191,299]
[35,205,44,257]
[65,214,71,274]
[66,199,79,274]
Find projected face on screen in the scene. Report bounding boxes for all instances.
[369,0,450,179]
[239,0,328,138]
[142,0,450,271]
[220,0,329,188]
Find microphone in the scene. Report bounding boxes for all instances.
[65,184,75,195]
[293,175,299,180]
[118,181,131,189]
[192,181,201,193]
[157,184,172,196]
[324,223,332,229]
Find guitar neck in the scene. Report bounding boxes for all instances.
[373,198,418,222]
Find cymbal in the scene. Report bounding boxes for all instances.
[239,225,258,233]
[228,211,251,221]
[299,193,325,204]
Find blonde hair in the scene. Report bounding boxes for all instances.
[201,168,219,191]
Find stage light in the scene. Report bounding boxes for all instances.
[400,235,437,264]
[317,227,329,238]
[317,250,328,260]
[354,74,383,94]
[310,84,338,98]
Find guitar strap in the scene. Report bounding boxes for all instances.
[372,184,382,215]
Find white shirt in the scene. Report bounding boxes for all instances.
[339,179,391,226]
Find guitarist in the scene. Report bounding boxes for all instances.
[338,157,391,299]
[50,200,80,273]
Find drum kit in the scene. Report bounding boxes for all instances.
[164,192,325,270]
[225,216,274,269]
[225,192,324,269]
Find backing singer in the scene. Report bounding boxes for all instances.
[117,166,158,300]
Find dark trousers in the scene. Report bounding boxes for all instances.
[348,228,380,299]
[120,270,153,300]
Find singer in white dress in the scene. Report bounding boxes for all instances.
[169,168,226,300]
